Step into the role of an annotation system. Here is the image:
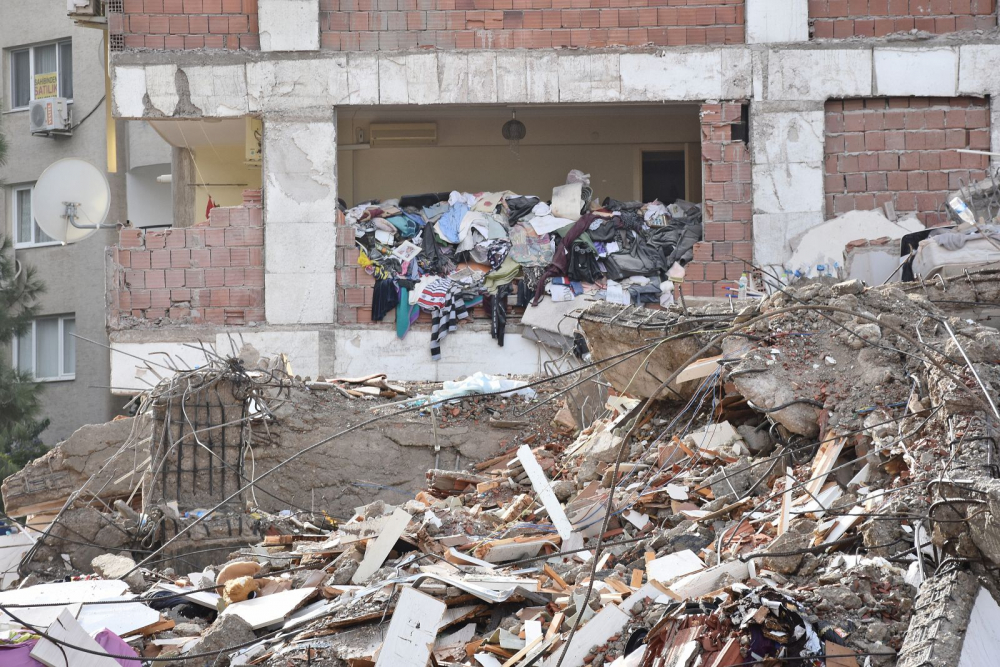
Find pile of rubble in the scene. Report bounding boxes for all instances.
[3,271,1000,667]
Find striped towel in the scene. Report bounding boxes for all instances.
[430,286,469,360]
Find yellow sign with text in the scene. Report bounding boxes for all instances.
[34,72,58,99]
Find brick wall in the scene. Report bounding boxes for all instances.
[683,102,752,298]
[110,0,259,50]
[824,97,991,226]
[111,192,264,328]
[319,0,745,50]
[810,0,997,38]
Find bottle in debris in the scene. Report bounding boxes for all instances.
[949,196,976,227]
[738,273,748,300]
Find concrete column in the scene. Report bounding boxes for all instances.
[262,112,338,325]
[750,101,826,267]
[991,96,1000,173]
[745,0,808,44]
[171,147,196,229]
[258,0,320,52]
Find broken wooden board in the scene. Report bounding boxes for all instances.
[29,608,119,667]
[351,508,412,585]
[374,587,447,667]
[154,582,222,610]
[803,434,845,500]
[517,445,573,540]
[675,354,724,384]
[220,587,317,630]
[473,534,561,564]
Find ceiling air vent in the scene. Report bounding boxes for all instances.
[368,123,437,147]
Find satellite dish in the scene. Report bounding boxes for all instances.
[31,158,113,244]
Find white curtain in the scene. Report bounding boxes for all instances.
[62,318,76,376]
[35,318,59,379]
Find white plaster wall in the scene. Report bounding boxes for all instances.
[258,0,319,52]
[746,0,808,44]
[126,165,173,228]
[874,47,959,97]
[109,342,210,394]
[214,330,320,378]
[110,332,321,393]
[334,328,542,382]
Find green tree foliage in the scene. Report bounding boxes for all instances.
[0,132,50,484]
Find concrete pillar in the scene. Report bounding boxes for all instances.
[258,0,320,52]
[261,113,338,325]
[991,96,1000,173]
[750,102,826,267]
[171,147,196,229]
[745,0,808,44]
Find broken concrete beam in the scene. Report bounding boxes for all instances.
[1,416,150,517]
[897,569,981,667]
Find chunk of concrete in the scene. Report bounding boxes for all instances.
[91,554,145,593]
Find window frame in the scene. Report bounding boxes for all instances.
[8,39,74,111]
[12,315,76,382]
[11,184,59,249]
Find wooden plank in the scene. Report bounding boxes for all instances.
[825,641,859,667]
[630,569,644,589]
[517,445,574,541]
[500,634,543,667]
[645,550,704,584]
[351,508,412,585]
[778,468,794,536]
[374,587,447,667]
[542,564,569,591]
[264,534,294,545]
[29,608,120,667]
[78,600,161,637]
[675,355,724,384]
[804,434,845,499]
[123,618,175,637]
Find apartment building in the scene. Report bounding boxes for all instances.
[94,0,999,390]
[1,0,171,442]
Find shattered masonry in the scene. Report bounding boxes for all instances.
[4,269,1000,665]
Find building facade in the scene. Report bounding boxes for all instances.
[96,0,1000,389]
[1,0,171,442]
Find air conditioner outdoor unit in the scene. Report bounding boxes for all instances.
[369,123,437,147]
[29,98,72,135]
[66,0,101,16]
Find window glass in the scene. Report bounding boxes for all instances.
[62,318,75,375]
[16,329,32,374]
[35,222,54,244]
[59,41,73,99]
[35,318,59,379]
[16,190,32,244]
[11,49,30,108]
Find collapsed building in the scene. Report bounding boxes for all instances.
[3,263,1000,665]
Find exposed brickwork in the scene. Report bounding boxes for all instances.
[109,0,259,50]
[683,102,752,299]
[319,0,745,50]
[809,0,997,38]
[111,191,265,327]
[824,97,991,226]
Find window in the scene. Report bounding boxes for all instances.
[12,186,55,247]
[9,40,73,110]
[14,316,76,381]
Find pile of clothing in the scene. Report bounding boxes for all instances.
[342,171,703,359]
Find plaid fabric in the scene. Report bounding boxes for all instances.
[430,286,469,361]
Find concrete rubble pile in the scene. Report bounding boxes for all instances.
[2,271,1000,666]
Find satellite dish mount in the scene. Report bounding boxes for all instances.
[63,201,115,230]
